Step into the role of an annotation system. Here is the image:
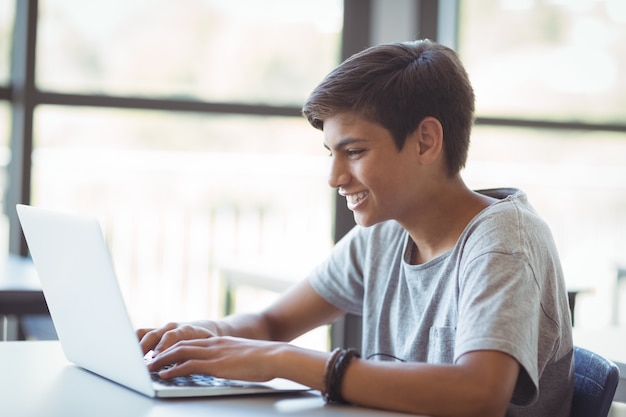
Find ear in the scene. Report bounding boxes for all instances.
[413,116,443,165]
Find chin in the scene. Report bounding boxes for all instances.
[353,214,382,228]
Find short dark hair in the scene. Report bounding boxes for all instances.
[302,39,475,177]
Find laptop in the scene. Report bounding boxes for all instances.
[16,204,309,398]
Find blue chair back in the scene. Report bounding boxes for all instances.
[572,346,620,417]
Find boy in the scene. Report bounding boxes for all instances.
[139,39,573,417]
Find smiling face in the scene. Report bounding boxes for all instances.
[324,113,425,227]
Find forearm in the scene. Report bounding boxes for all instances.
[260,346,512,417]
[272,343,329,391]
[338,352,517,417]
[340,361,487,417]
[211,312,274,340]
[215,279,343,342]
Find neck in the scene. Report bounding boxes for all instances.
[402,177,497,265]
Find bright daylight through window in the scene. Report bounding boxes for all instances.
[0,0,14,256]
[458,0,626,327]
[25,0,344,351]
[3,0,626,343]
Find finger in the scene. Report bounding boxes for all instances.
[150,338,216,367]
[149,343,211,374]
[136,328,152,341]
[138,330,162,355]
[153,323,211,356]
[140,323,177,355]
[158,359,208,379]
[153,326,188,356]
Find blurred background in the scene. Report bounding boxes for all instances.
[1,0,625,348]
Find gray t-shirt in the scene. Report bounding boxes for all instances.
[309,188,574,417]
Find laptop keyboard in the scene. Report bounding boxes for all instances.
[146,352,249,388]
[150,371,248,388]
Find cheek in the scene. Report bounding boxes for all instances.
[371,164,417,204]
[357,152,415,195]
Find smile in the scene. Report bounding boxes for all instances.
[345,191,368,206]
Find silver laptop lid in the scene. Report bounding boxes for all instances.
[16,204,155,397]
[16,204,310,399]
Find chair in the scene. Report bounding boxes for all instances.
[572,346,620,417]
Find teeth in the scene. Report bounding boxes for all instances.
[346,191,368,205]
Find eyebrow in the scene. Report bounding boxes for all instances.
[323,137,368,152]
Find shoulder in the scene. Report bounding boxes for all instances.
[463,188,554,254]
[477,188,538,220]
[476,188,547,232]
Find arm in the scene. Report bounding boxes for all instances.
[337,350,519,417]
[145,282,519,416]
[149,338,519,417]
[138,278,343,355]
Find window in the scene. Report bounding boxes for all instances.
[33,106,333,334]
[37,0,341,106]
[0,0,13,85]
[459,0,626,124]
[5,0,343,350]
[458,0,626,327]
[0,1,13,256]
[0,102,9,255]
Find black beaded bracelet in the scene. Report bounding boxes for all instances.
[322,347,342,399]
[324,348,361,404]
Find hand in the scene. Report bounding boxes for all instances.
[147,336,284,383]
[137,321,218,356]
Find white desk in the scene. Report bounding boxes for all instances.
[573,326,626,403]
[0,341,424,417]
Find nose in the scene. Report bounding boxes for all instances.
[327,156,350,189]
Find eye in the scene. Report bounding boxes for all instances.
[346,149,365,158]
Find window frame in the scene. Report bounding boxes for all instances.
[5,0,342,255]
[4,0,626,344]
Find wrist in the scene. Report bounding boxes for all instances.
[267,343,331,391]
[323,348,361,404]
[262,341,295,378]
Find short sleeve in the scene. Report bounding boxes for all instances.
[455,251,541,405]
[308,226,365,316]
